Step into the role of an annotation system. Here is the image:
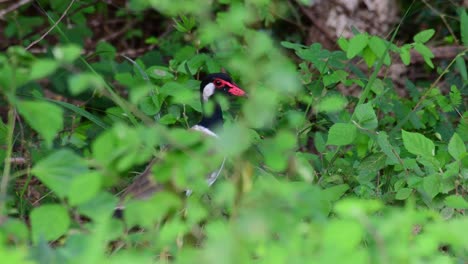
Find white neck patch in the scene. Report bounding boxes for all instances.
[202,83,215,102]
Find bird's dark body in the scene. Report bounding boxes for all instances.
[118,73,245,204]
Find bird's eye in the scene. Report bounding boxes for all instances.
[214,80,222,86]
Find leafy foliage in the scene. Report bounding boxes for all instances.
[0,1,467,263]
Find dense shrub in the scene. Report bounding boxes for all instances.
[0,1,466,263]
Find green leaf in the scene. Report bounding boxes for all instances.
[49,99,108,129]
[448,133,466,160]
[455,56,467,82]
[17,100,63,148]
[395,188,413,200]
[159,113,178,124]
[217,123,251,157]
[337,37,349,51]
[400,44,411,65]
[261,130,297,171]
[377,132,400,164]
[68,171,102,206]
[413,29,435,43]
[346,34,369,59]
[461,9,468,46]
[68,73,105,95]
[146,66,175,80]
[323,70,348,86]
[139,96,161,115]
[30,59,59,80]
[449,85,462,107]
[52,44,82,64]
[354,103,378,130]
[125,192,182,228]
[423,174,440,199]
[32,149,94,204]
[402,130,435,157]
[323,184,350,202]
[316,95,348,113]
[445,195,468,209]
[30,204,70,243]
[368,36,390,65]
[363,46,377,67]
[413,43,434,68]
[327,123,357,146]
[280,41,307,51]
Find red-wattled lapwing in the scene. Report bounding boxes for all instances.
[119,72,246,202]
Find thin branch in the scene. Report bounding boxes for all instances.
[421,0,459,45]
[0,0,33,20]
[25,0,76,50]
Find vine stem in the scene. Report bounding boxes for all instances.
[0,107,16,221]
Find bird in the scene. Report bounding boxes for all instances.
[118,72,246,203]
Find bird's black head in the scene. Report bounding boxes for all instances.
[199,73,246,103]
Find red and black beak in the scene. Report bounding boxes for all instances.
[227,83,246,97]
[215,78,246,97]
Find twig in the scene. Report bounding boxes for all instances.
[25,0,76,50]
[421,0,459,45]
[0,0,33,20]
[99,21,135,42]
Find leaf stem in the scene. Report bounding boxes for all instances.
[0,107,16,221]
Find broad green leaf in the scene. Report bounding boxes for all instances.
[413,43,434,68]
[125,192,182,228]
[217,123,251,157]
[354,103,378,130]
[77,192,118,220]
[448,133,466,160]
[337,37,349,51]
[146,66,175,80]
[139,96,161,115]
[327,123,357,146]
[423,174,440,199]
[17,100,63,148]
[261,130,297,171]
[159,113,178,124]
[395,188,413,200]
[362,46,376,67]
[334,199,383,217]
[32,149,93,203]
[402,130,435,157]
[30,204,70,243]
[68,171,102,206]
[461,9,468,46]
[322,184,350,202]
[400,44,411,65]
[1,218,29,243]
[368,36,390,65]
[323,220,363,252]
[445,195,468,209]
[377,132,400,164]
[347,33,369,59]
[323,70,348,86]
[413,43,434,58]
[413,29,435,43]
[30,59,58,80]
[52,44,82,64]
[68,73,105,95]
[316,95,347,113]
